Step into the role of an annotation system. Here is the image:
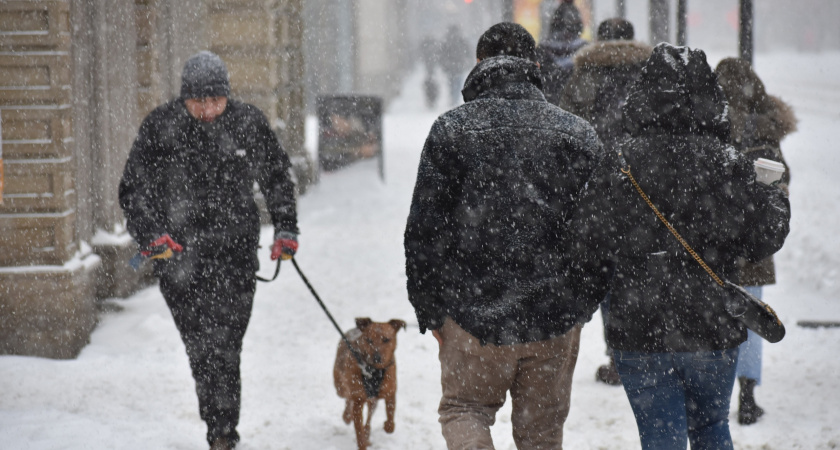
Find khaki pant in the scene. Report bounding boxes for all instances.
[438,318,582,450]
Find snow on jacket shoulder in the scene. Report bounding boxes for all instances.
[570,44,791,352]
[405,55,603,346]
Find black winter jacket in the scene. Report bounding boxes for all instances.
[570,44,791,353]
[405,56,603,346]
[557,40,653,147]
[536,35,587,105]
[119,98,298,272]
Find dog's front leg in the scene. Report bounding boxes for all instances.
[352,400,367,450]
[384,393,396,433]
[365,398,376,446]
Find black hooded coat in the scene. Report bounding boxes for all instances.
[569,44,791,353]
[404,56,603,346]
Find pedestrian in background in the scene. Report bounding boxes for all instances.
[569,43,791,449]
[405,22,604,449]
[537,0,588,105]
[420,36,441,109]
[119,51,299,450]
[439,25,472,106]
[715,56,798,426]
[558,17,653,386]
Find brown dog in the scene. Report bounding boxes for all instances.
[334,317,406,450]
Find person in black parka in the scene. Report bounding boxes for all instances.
[557,17,653,386]
[405,23,604,449]
[536,0,588,105]
[119,51,299,450]
[569,44,791,449]
[420,36,441,109]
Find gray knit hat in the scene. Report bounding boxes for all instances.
[180,51,230,99]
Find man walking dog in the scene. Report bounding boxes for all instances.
[404,23,604,449]
[119,51,299,450]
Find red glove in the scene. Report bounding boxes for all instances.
[271,232,298,261]
[141,234,183,259]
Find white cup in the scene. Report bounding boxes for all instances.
[754,158,785,185]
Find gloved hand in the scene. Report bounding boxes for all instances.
[141,233,183,260]
[271,231,298,261]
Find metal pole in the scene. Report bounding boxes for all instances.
[676,0,687,46]
[649,0,670,45]
[616,0,625,19]
[503,0,514,22]
[739,0,754,64]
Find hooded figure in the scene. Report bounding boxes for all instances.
[405,22,603,449]
[569,44,791,449]
[715,56,798,426]
[536,0,588,104]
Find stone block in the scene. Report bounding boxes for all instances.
[226,57,273,91]
[92,234,153,300]
[1,158,75,212]
[0,210,76,266]
[0,52,72,105]
[0,0,71,51]
[134,4,155,46]
[0,106,72,159]
[0,253,99,359]
[208,12,272,47]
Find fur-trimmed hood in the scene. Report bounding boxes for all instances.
[728,95,798,146]
[573,40,653,69]
[715,57,798,145]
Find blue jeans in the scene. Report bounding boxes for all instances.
[614,348,739,450]
[735,286,763,383]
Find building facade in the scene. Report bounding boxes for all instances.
[0,0,308,358]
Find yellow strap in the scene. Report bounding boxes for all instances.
[149,248,174,260]
[620,166,725,287]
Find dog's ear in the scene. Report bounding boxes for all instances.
[355,317,373,330]
[389,319,407,332]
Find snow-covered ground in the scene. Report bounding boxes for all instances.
[2,51,839,450]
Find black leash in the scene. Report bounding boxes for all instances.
[289,258,380,387]
[255,258,282,282]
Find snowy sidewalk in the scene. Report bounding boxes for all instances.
[2,52,840,449]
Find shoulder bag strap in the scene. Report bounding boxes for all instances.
[618,154,726,288]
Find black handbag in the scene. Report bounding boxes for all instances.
[618,157,786,343]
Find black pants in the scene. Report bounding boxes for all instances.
[159,258,256,445]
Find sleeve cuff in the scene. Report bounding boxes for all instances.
[274,230,298,241]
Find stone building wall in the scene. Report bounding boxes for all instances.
[0,0,99,358]
[0,0,308,358]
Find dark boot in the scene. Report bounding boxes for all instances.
[596,356,622,386]
[738,377,765,425]
[210,437,234,450]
